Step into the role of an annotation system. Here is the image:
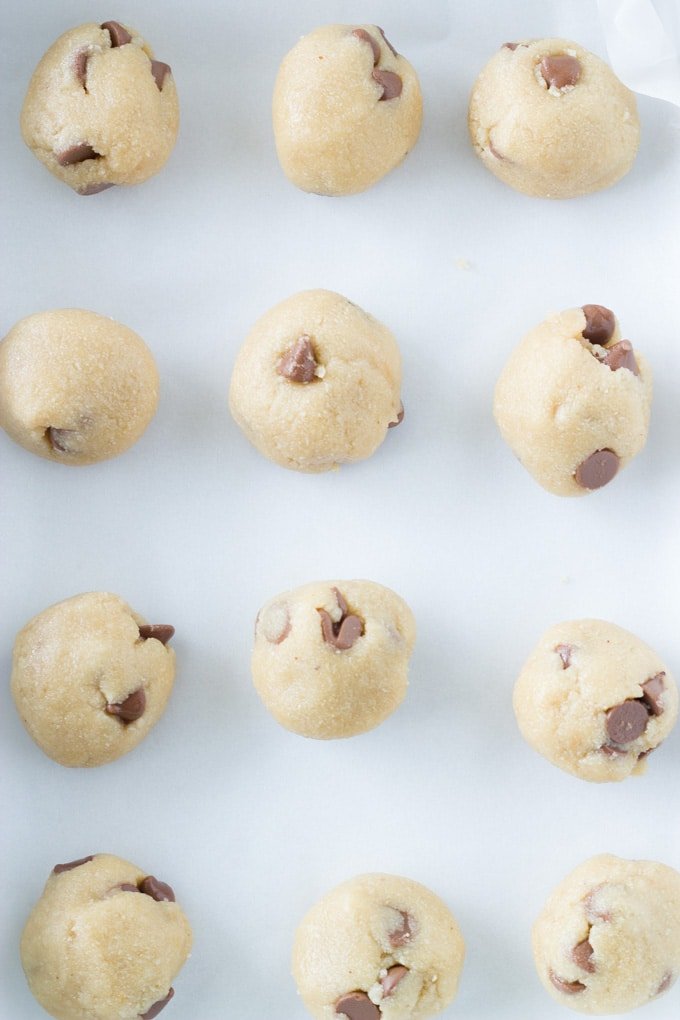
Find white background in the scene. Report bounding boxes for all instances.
[1,1,680,1018]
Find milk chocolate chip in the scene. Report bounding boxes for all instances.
[352,29,380,65]
[78,182,115,195]
[388,403,404,428]
[118,883,140,893]
[606,700,649,745]
[656,972,674,996]
[105,688,146,723]
[53,855,94,874]
[140,988,174,1019]
[56,143,100,167]
[138,624,175,645]
[550,971,586,995]
[74,50,89,87]
[150,60,171,90]
[388,910,414,947]
[572,939,595,973]
[46,427,77,452]
[555,644,572,668]
[582,305,616,345]
[140,875,175,902]
[318,588,364,650]
[101,21,132,47]
[540,55,581,90]
[277,335,318,383]
[335,992,379,1020]
[373,69,402,100]
[378,27,398,58]
[603,340,639,376]
[641,673,666,716]
[574,450,619,490]
[382,965,409,997]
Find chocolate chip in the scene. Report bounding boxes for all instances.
[488,136,506,161]
[119,883,141,892]
[641,673,666,716]
[388,910,414,948]
[388,403,404,428]
[572,940,595,973]
[78,183,115,196]
[53,855,94,874]
[352,29,380,65]
[56,143,100,167]
[277,335,318,383]
[150,60,171,90]
[600,743,627,757]
[606,700,649,745]
[539,55,581,90]
[555,644,572,669]
[377,27,398,58]
[582,305,616,345]
[140,988,174,1019]
[106,688,146,723]
[550,971,586,995]
[382,965,409,997]
[584,887,612,923]
[503,42,523,50]
[373,69,402,100]
[318,588,364,651]
[603,340,639,376]
[637,748,654,761]
[101,21,132,47]
[574,450,619,490]
[74,49,89,87]
[335,992,379,1020]
[46,426,76,452]
[656,972,674,996]
[140,875,175,902]
[139,624,175,646]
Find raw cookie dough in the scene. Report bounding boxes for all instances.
[11,592,176,767]
[292,873,465,1020]
[273,24,423,195]
[533,855,680,1014]
[513,619,677,782]
[468,39,639,198]
[493,305,652,496]
[229,290,403,472]
[252,580,415,738]
[21,21,179,194]
[21,853,192,1020]
[0,309,159,465]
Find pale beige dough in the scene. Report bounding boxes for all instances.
[21,21,179,194]
[252,580,415,739]
[533,855,680,1013]
[493,305,652,496]
[468,39,639,198]
[293,873,465,1020]
[11,592,176,767]
[229,290,403,473]
[21,853,192,1020]
[0,309,159,465]
[273,24,423,195]
[513,619,678,782]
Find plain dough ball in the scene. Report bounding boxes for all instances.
[273,24,423,195]
[293,873,465,1020]
[494,305,652,496]
[229,290,403,472]
[21,853,192,1020]
[11,592,176,767]
[468,39,639,198]
[21,21,179,194]
[533,855,680,1013]
[513,619,678,782]
[0,309,159,465]
[252,580,415,738]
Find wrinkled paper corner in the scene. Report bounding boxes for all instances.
[598,0,680,106]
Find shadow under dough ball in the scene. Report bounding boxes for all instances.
[468,38,639,198]
[11,592,176,767]
[273,24,422,195]
[493,304,651,496]
[21,854,192,1020]
[0,309,159,464]
[21,21,179,194]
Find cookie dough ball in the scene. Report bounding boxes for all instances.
[468,39,639,198]
[229,290,403,472]
[293,873,465,1020]
[533,855,680,1013]
[11,592,176,767]
[21,21,179,194]
[273,24,422,195]
[513,620,677,782]
[0,309,159,465]
[21,853,192,1020]
[494,305,652,496]
[252,581,415,739]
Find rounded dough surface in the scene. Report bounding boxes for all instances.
[468,39,639,198]
[533,855,680,1013]
[21,853,192,1020]
[493,305,652,496]
[252,580,415,738]
[513,619,677,782]
[229,290,403,472]
[273,24,422,195]
[292,873,465,1020]
[11,592,176,767]
[21,21,179,194]
[0,309,159,465]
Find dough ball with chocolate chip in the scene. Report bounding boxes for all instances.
[11,592,176,767]
[493,306,652,496]
[273,24,422,195]
[468,39,639,198]
[0,309,159,465]
[533,855,680,1013]
[513,620,677,783]
[293,873,465,1020]
[21,853,192,1020]
[21,21,179,194]
[229,290,403,472]
[252,581,415,739]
